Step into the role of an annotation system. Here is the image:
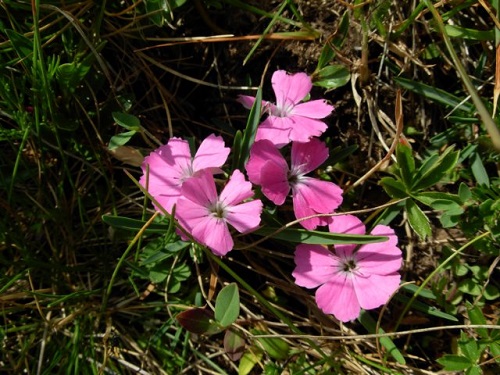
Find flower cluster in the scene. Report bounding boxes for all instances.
[140,70,403,322]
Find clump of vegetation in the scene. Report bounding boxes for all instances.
[1,1,499,374]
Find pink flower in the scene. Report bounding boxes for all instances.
[238,70,334,148]
[175,169,263,256]
[140,134,230,214]
[292,215,402,322]
[245,138,343,230]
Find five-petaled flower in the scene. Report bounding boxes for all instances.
[175,169,263,256]
[245,138,343,230]
[140,134,230,214]
[292,214,402,322]
[238,70,334,148]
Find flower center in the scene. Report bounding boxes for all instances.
[342,259,358,272]
[209,201,226,219]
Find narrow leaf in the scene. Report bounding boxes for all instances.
[102,215,169,233]
[395,144,415,188]
[406,199,432,239]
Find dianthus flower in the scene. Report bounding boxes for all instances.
[238,70,334,148]
[175,169,263,256]
[140,134,230,213]
[292,215,402,322]
[245,138,343,230]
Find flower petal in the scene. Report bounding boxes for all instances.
[180,170,217,207]
[175,196,210,233]
[355,225,402,275]
[192,134,230,172]
[292,178,343,229]
[191,216,234,256]
[291,99,334,119]
[237,95,257,109]
[291,138,329,174]
[226,199,263,233]
[288,116,328,143]
[246,140,288,185]
[315,275,361,322]
[292,244,338,288]
[352,273,401,310]
[328,214,366,236]
[271,70,312,107]
[255,117,293,148]
[259,161,289,205]
[219,170,254,206]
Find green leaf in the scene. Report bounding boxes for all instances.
[436,354,473,371]
[358,311,406,364]
[471,150,490,187]
[108,130,136,150]
[458,331,481,361]
[236,87,262,170]
[394,77,475,113]
[313,65,350,90]
[254,227,388,245]
[413,191,462,207]
[102,215,170,233]
[215,283,240,328]
[467,302,490,339]
[458,279,482,296]
[395,144,415,188]
[412,147,459,191]
[5,29,33,66]
[112,112,141,131]
[238,347,263,375]
[252,329,290,361]
[380,177,408,199]
[316,11,349,69]
[394,294,458,321]
[459,183,472,202]
[56,62,91,94]
[444,24,494,40]
[406,199,432,239]
[224,328,246,361]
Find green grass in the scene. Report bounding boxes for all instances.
[1,1,499,374]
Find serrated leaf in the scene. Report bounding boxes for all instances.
[406,199,431,239]
[215,283,240,328]
[380,177,408,199]
[254,227,387,245]
[176,308,221,335]
[437,354,473,371]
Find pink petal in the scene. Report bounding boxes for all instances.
[259,161,289,205]
[225,199,263,233]
[162,137,192,173]
[291,138,329,174]
[255,117,293,148]
[292,244,339,288]
[219,170,254,206]
[271,70,312,108]
[191,216,234,256]
[175,196,210,232]
[292,178,343,229]
[237,95,257,109]
[180,170,217,207]
[152,187,182,214]
[315,275,361,322]
[328,215,366,236]
[355,225,402,275]
[246,140,287,185]
[291,100,334,119]
[192,134,230,172]
[352,273,401,310]
[288,115,328,143]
